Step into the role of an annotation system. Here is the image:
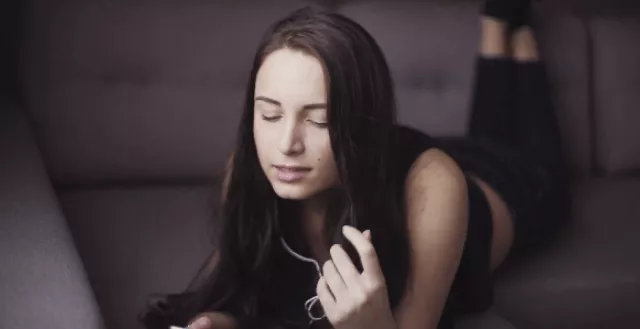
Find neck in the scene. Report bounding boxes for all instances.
[301,192,328,236]
[299,190,331,262]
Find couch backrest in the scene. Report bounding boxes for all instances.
[22,0,325,186]
[587,10,640,176]
[338,1,593,177]
[22,0,596,186]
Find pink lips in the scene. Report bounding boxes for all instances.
[274,165,311,183]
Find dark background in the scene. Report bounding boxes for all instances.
[0,0,25,104]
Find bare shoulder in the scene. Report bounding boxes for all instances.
[404,148,467,198]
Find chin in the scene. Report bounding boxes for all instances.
[271,181,319,200]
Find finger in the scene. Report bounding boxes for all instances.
[316,277,337,317]
[364,230,371,240]
[322,260,348,301]
[187,316,212,329]
[342,225,383,276]
[329,244,362,289]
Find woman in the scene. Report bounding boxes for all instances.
[143,1,569,328]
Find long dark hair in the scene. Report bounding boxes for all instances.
[142,6,409,328]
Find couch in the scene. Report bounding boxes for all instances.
[1,0,639,328]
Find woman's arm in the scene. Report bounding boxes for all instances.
[393,148,469,329]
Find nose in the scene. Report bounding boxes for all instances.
[277,119,305,156]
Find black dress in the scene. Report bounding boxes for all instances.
[216,58,570,329]
[381,59,571,327]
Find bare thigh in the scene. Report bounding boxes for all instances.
[470,176,514,271]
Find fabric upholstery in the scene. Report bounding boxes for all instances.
[494,179,640,329]
[22,0,593,184]
[58,186,218,329]
[339,1,591,177]
[0,104,105,329]
[590,16,640,175]
[22,0,325,185]
[339,2,481,137]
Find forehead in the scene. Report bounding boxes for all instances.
[255,48,327,103]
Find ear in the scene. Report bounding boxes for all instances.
[364,230,371,241]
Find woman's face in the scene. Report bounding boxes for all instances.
[253,48,339,200]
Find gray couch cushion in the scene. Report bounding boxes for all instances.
[58,186,218,329]
[339,1,591,177]
[590,15,640,175]
[0,105,105,329]
[494,178,640,329]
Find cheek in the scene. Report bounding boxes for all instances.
[253,120,272,146]
[310,138,337,176]
[306,131,332,160]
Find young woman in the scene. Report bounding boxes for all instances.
[143,1,569,328]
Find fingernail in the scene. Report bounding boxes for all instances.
[192,317,211,328]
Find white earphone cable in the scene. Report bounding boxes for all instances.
[279,236,326,322]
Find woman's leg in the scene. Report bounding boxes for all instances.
[511,27,566,178]
[467,17,515,143]
[507,25,571,251]
[466,15,517,271]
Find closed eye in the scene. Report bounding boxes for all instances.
[308,120,328,128]
[261,114,281,122]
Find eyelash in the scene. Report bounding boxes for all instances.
[261,115,280,122]
[260,115,328,128]
[310,121,329,128]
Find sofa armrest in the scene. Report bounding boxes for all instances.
[0,104,105,329]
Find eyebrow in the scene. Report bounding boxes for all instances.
[254,96,327,110]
